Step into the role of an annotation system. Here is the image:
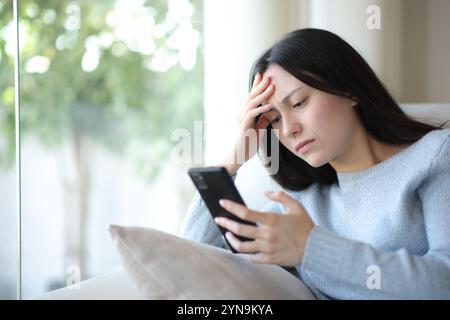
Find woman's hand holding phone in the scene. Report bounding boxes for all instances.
[215,191,315,266]
[219,73,275,176]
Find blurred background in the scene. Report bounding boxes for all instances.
[1,0,449,299]
[0,0,203,299]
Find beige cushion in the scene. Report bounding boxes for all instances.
[109,225,315,300]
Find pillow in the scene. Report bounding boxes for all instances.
[109,224,316,300]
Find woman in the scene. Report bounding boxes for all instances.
[181,28,450,299]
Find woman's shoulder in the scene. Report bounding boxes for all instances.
[395,128,450,167]
[422,127,450,143]
[425,128,450,167]
[403,128,450,182]
[416,128,450,194]
[418,128,450,162]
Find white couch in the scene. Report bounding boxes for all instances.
[38,103,450,299]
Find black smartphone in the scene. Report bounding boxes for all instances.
[188,166,257,253]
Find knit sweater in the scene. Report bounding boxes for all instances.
[181,128,450,299]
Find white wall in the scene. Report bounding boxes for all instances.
[309,0,403,100]
[203,0,303,165]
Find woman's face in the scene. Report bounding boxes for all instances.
[261,64,360,168]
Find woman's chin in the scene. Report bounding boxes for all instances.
[303,156,328,168]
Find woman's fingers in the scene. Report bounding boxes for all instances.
[247,76,272,103]
[218,199,274,225]
[215,217,260,239]
[247,84,275,110]
[227,73,275,166]
[251,72,262,90]
[236,77,268,120]
[224,232,266,253]
[245,104,272,125]
[241,84,274,121]
[243,104,272,131]
[265,191,304,214]
[248,103,272,117]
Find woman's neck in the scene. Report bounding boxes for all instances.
[330,130,410,173]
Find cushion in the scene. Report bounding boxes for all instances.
[109,225,316,300]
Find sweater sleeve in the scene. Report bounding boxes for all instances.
[299,136,450,299]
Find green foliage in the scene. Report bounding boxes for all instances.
[0,0,204,180]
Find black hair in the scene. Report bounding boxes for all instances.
[249,28,448,191]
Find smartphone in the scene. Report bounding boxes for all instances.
[188,166,257,253]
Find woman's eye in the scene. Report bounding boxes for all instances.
[293,100,305,108]
[271,100,305,125]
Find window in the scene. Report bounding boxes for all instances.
[0,0,203,299]
[0,0,17,300]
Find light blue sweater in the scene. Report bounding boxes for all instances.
[181,128,450,299]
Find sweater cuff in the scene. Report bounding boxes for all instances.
[300,225,351,277]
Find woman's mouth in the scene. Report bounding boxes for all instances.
[295,139,315,154]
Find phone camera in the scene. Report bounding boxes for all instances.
[194,175,208,190]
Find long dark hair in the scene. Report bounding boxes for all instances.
[250,28,448,191]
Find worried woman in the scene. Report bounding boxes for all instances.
[182,28,450,300]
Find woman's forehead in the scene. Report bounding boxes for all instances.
[262,83,307,110]
[263,64,305,85]
[263,68,306,97]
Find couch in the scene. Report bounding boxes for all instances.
[37,103,450,299]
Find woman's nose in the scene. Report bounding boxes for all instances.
[282,116,302,137]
